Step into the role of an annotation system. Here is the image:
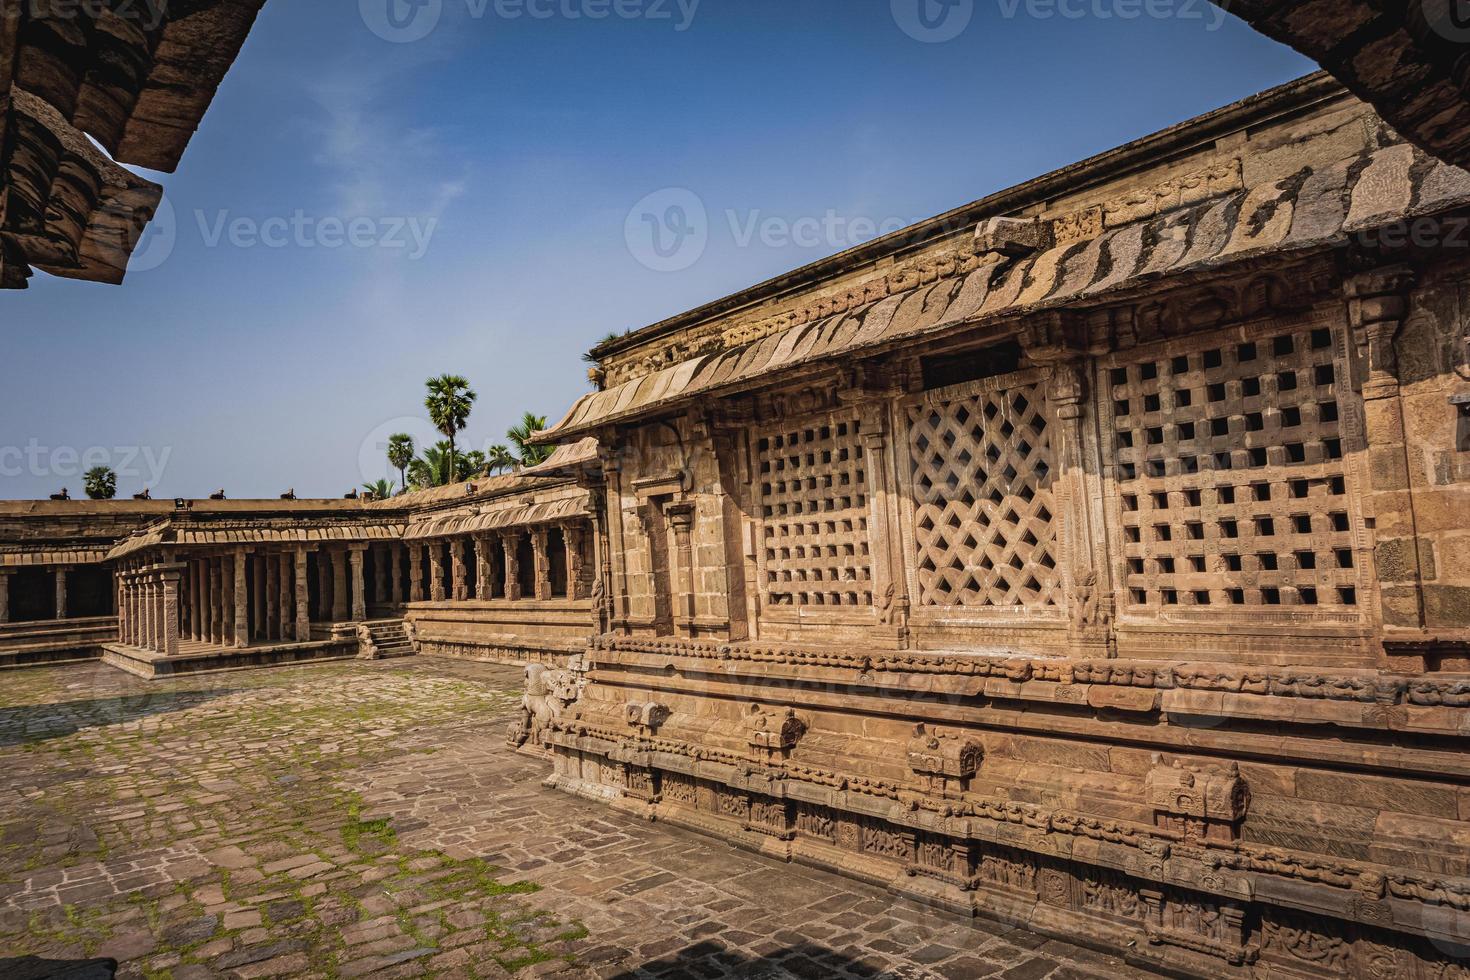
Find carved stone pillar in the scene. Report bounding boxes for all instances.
[161,568,181,658]
[209,559,223,646]
[222,554,236,645]
[855,398,908,649]
[53,567,68,620]
[564,524,586,600]
[1023,313,1114,657]
[1347,265,1424,656]
[428,543,446,602]
[390,543,404,605]
[504,533,523,601]
[474,535,493,599]
[450,538,468,601]
[332,549,349,621]
[188,560,200,642]
[350,546,367,621]
[142,576,156,651]
[665,503,696,636]
[277,552,293,637]
[531,528,551,601]
[409,543,424,602]
[0,570,9,624]
[232,551,249,648]
[295,549,311,642]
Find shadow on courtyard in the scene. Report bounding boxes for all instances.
[609,940,910,979]
[0,956,116,979]
[0,689,240,748]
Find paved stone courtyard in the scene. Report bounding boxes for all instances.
[0,659,1162,980]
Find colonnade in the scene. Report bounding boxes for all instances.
[404,522,591,604]
[0,566,73,623]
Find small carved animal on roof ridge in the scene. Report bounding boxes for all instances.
[209,489,226,500]
[49,488,69,501]
[280,488,296,500]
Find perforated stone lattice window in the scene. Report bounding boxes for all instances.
[756,415,873,607]
[1110,325,1360,609]
[906,379,1062,609]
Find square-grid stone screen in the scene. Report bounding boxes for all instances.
[755,414,873,607]
[1109,325,1360,610]
[905,378,1062,609]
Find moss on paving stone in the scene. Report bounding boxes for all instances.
[0,661,579,979]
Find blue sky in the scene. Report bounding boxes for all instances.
[2,0,1312,500]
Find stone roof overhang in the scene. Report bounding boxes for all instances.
[517,439,601,479]
[2,0,269,288]
[1213,1,1470,170]
[403,493,592,541]
[105,520,406,562]
[541,139,1470,442]
[0,549,110,569]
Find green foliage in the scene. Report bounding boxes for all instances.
[485,445,516,474]
[424,375,476,480]
[507,412,553,467]
[83,466,116,500]
[386,433,415,492]
[362,479,396,500]
[407,441,455,489]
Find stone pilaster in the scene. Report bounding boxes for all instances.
[565,525,586,600]
[474,535,493,599]
[855,397,908,649]
[450,539,468,601]
[53,567,68,620]
[210,559,224,646]
[255,555,268,639]
[295,549,311,642]
[350,546,367,621]
[1347,265,1424,658]
[222,554,236,644]
[429,543,446,603]
[665,504,696,635]
[409,544,424,602]
[265,553,280,641]
[373,545,388,608]
[233,551,249,648]
[0,570,9,624]
[161,568,181,658]
[504,533,523,601]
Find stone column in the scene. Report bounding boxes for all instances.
[161,569,181,658]
[0,570,10,624]
[137,576,149,650]
[429,543,446,602]
[332,549,349,621]
[504,533,523,601]
[187,561,200,642]
[316,552,331,622]
[531,529,551,601]
[564,525,586,600]
[210,559,224,646]
[409,544,424,602]
[350,547,367,621]
[474,535,493,599]
[278,553,293,637]
[233,551,249,648]
[390,543,404,605]
[295,549,311,642]
[54,567,68,620]
[1348,266,1425,657]
[222,554,236,644]
[450,539,467,601]
[665,504,696,635]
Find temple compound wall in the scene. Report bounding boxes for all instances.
[534,76,1470,977]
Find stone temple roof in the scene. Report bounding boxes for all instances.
[106,520,406,562]
[542,136,1470,441]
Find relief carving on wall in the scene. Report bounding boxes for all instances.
[1145,755,1250,843]
[906,723,982,799]
[508,661,583,749]
[1261,914,1349,972]
[744,704,807,762]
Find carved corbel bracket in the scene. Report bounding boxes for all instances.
[625,700,671,734]
[906,722,982,799]
[744,703,806,761]
[1345,264,1415,401]
[1145,754,1250,843]
[1019,312,1089,422]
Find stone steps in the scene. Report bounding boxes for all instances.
[359,620,414,661]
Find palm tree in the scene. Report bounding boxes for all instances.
[386,434,415,493]
[507,412,553,467]
[407,442,455,489]
[362,478,396,500]
[582,331,622,364]
[84,466,117,500]
[458,450,487,481]
[424,375,476,481]
[485,445,516,474]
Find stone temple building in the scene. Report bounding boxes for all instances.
[6,12,1470,979]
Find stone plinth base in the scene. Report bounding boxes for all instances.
[0,617,116,670]
[101,638,357,679]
